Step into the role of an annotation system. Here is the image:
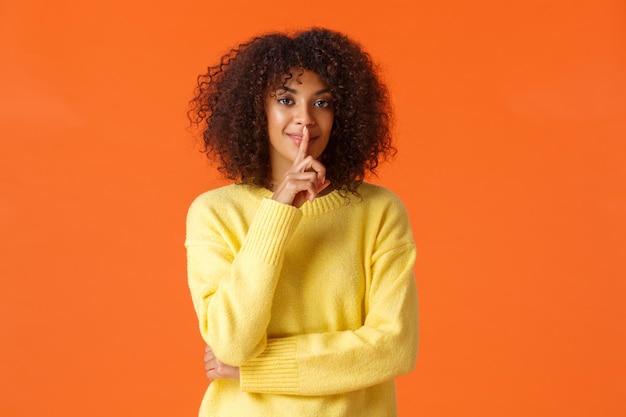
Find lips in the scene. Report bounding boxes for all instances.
[286,132,318,146]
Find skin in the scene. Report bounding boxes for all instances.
[204,70,334,380]
[204,344,239,380]
[267,69,333,207]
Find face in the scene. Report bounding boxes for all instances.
[265,69,334,180]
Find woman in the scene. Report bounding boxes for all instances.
[186,27,418,417]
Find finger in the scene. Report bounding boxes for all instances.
[301,177,321,203]
[293,155,325,176]
[203,349,216,362]
[206,367,221,379]
[282,171,320,190]
[318,178,331,193]
[308,157,326,174]
[304,157,327,185]
[294,125,310,165]
[204,357,217,370]
[282,176,320,203]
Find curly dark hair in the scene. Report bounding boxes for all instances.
[188,28,395,194]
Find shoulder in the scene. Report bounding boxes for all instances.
[189,183,245,204]
[185,184,270,244]
[356,183,408,212]
[186,184,268,223]
[356,183,414,241]
[188,184,265,210]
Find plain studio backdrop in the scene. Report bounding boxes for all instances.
[1,0,624,416]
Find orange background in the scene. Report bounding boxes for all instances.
[1,0,625,416]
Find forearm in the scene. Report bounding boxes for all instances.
[187,198,303,365]
[194,256,280,364]
[240,322,417,396]
[240,246,418,395]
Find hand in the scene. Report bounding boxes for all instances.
[271,126,331,208]
[204,344,240,380]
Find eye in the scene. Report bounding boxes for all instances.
[277,97,294,105]
[314,99,333,109]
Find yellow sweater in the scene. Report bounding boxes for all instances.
[186,183,418,417]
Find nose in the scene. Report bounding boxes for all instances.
[294,105,314,126]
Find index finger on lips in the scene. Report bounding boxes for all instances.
[295,125,310,164]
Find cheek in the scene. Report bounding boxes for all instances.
[267,111,287,133]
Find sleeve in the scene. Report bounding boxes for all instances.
[186,196,303,366]
[239,200,419,396]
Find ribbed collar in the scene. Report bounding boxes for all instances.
[246,185,351,216]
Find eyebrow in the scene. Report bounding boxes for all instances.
[281,86,332,95]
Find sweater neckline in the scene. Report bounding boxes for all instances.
[247,185,350,216]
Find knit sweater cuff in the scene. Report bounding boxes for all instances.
[240,338,299,394]
[241,198,302,266]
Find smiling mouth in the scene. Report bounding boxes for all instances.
[287,133,317,145]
